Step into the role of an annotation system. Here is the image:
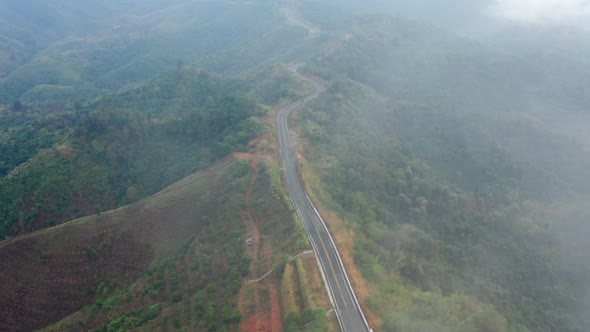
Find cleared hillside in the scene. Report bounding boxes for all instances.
[0,156,240,330]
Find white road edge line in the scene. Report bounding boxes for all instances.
[279,63,373,332]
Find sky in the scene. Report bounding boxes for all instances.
[491,0,590,24]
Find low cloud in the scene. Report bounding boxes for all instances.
[491,0,590,24]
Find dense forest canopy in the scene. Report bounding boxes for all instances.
[0,0,312,104]
[294,2,590,331]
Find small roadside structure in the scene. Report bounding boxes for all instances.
[245,236,255,247]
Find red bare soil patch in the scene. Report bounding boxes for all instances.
[234,133,274,166]
[240,311,272,332]
[240,314,259,332]
[249,133,274,148]
[239,285,279,332]
[238,155,284,332]
[268,285,282,332]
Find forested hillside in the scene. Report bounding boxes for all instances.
[0,0,189,77]
[295,10,590,332]
[0,66,309,240]
[0,0,314,105]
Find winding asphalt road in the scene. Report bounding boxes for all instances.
[277,65,372,332]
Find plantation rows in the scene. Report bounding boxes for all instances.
[0,221,155,331]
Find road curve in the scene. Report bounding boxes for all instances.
[277,64,372,332]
